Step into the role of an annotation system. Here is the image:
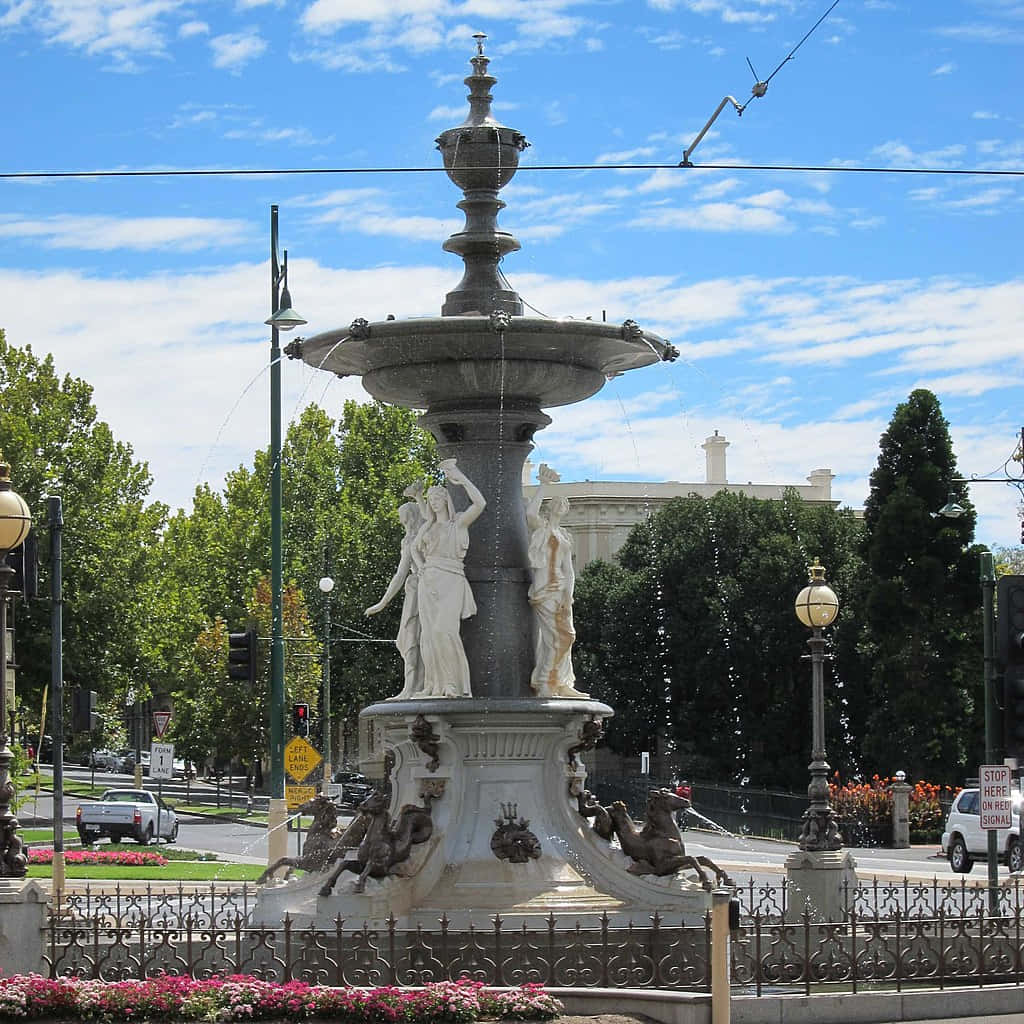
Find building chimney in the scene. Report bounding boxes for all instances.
[808,468,834,499]
[702,431,729,485]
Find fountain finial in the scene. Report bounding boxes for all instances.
[436,39,529,317]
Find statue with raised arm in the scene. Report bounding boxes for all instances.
[413,459,486,698]
[366,481,427,700]
[526,464,588,698]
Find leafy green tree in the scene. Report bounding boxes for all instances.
[575,490,866,790]
[0,333,166,718]
[159,400,436,768]
[857,389,985,783]
[169,578,319,776]
[318,401,438,722]
[993,546,1024,577]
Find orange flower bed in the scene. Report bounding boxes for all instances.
[829,774,956,833]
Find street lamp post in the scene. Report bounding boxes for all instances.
[318,575,335,788]
[794,561,842,852]
[0,461,32,878]
[264,205,306,870]
[935,492,1001,913]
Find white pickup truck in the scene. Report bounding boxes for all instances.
[76,789,178,845]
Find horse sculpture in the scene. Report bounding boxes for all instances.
[319,789,434,896]
[257,794,358,884]
[585,788,734,891]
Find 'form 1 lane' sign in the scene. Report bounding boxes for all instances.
[981,764,1013,830]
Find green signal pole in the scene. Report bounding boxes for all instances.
[981,550,1000,915]
[267,204,287,870]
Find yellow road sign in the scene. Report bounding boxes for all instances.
[286,784,317,811]
[284,735,322,782]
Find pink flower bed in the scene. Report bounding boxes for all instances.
[0,975,562,1022]
[27,849,169,867]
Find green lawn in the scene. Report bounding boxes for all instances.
[22,828,78,844]
[28,862,264,882]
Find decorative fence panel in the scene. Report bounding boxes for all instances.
[43,878,1024,996]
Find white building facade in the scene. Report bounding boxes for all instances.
[524,431,838,570]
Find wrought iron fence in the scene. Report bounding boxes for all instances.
[53,883,255,928]
[44,878,1024,995]
[53,875,1024,931]
[734,874,1024,924]
[45,913,712,989]
[733,910,1024,996]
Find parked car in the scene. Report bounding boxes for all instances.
[941,787,1024,873]
[76,789,178,845]
[332,770,374,807]
[84,749,120,772]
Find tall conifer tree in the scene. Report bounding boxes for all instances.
[858,389,984,782]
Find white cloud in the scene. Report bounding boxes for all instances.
[427,104,468,121]
[934,22,1024,45]
[595,147,657,164]
[872,140,966,168]
[210,28,266,70]
[12,0,186,67]
[178,19,207,37]
[0,212,251,251]
[301,0,446,32]
[630,201,792,233]
[223,122,329,146]
[931,61,956,75]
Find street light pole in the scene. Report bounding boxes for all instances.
[48,495,65,897]
[0,461,31,878]
[794,561,842,852]
[981,550,1000,913]
[318,575,335,788]
[264,205,306,870]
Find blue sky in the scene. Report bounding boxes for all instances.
[1,0,1022,548]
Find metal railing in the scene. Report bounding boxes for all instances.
[41,876,1024,996]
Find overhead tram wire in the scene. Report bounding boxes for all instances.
[0,162,1021,180]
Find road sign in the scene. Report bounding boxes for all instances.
[152,710,171,738]
[284,735,321,783]
[981,764,1013,829]
[286,784,317,810]
[151,741,175,780]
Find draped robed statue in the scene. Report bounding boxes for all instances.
[368,460,486,699]
[525,464,588,699]
[366,481,427,699]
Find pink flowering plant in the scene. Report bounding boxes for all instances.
[0,975,563,1022]
[28,849,169,867]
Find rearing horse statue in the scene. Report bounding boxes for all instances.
[587,788,734,891]
[257,794,357,883]
[319,789,434,895]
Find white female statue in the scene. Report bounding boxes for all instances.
[365,481,426,700]
[412,459,486,698]
[526,464,589,699]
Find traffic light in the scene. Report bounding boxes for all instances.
[292,702,310,737]
[72,688,99,734]
[227,628,257,685]
[998,575,1024,759]
[4,530,38,600]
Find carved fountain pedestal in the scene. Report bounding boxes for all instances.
[255,699,714,928]
[253,41,716,930]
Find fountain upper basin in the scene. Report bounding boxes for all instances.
[292,315,677,409]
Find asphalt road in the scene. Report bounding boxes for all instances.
[24,771,964,878]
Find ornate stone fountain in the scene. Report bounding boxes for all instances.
[255,38,725,929]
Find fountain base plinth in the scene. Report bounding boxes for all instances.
[783,848,858,923]
[253,699,712,928]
